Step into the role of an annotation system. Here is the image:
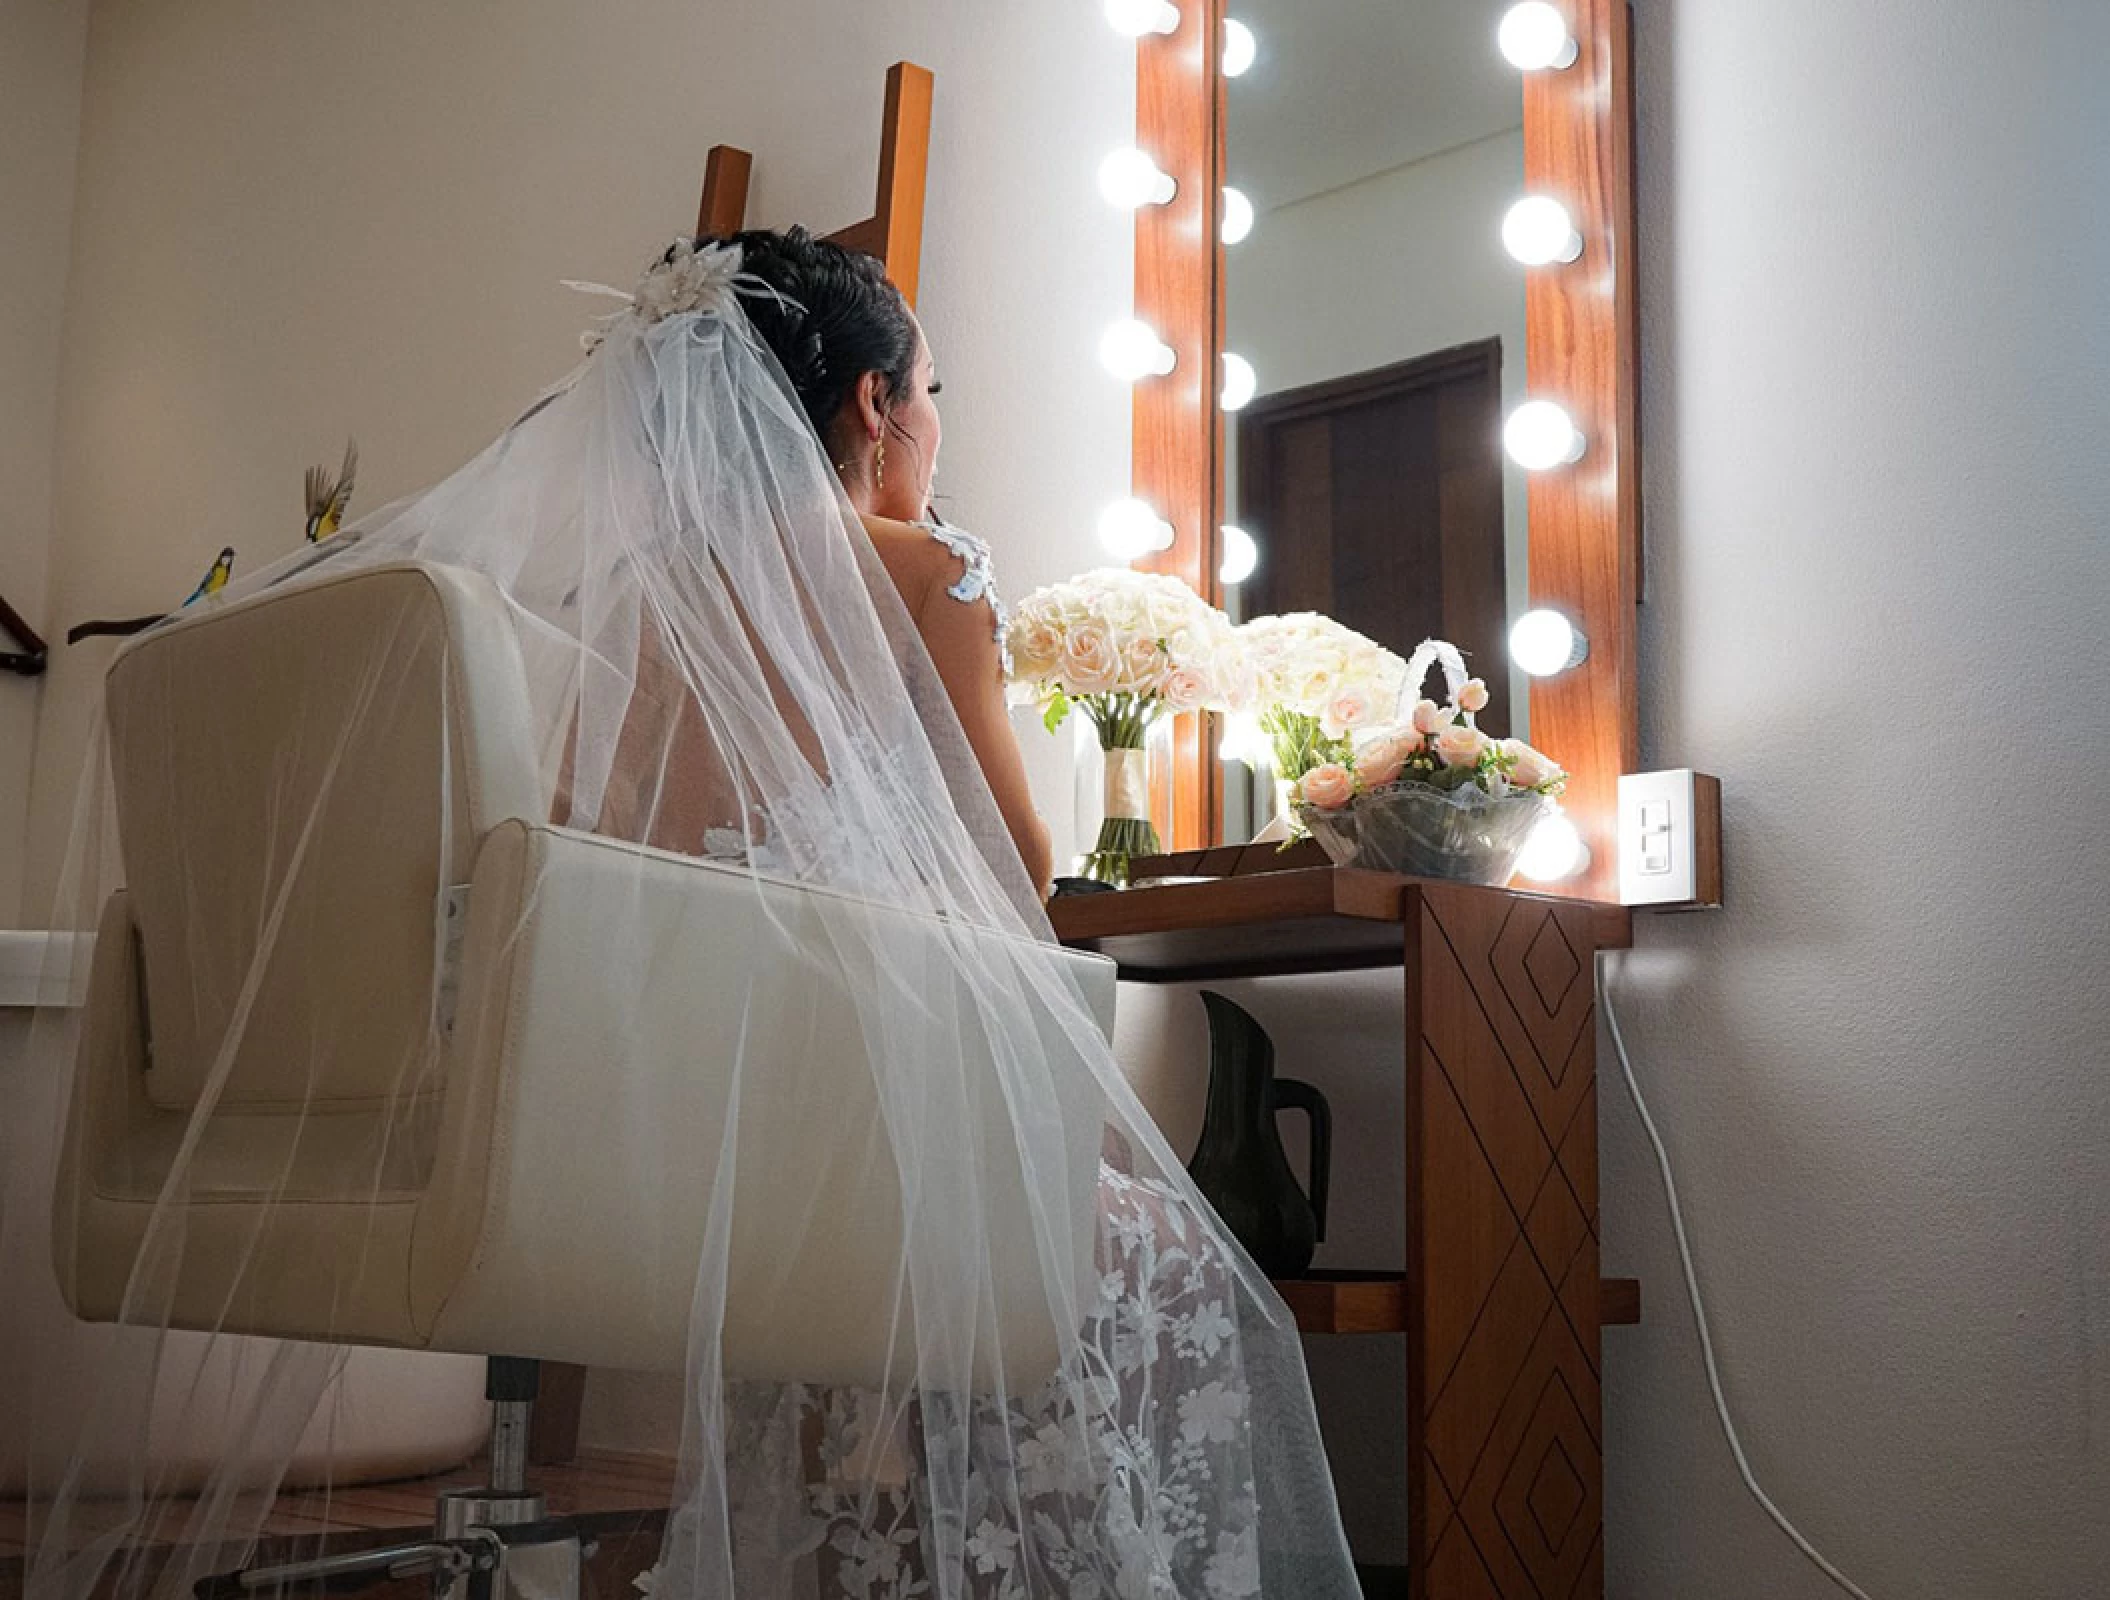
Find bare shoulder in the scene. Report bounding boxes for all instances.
[859,513,956,608]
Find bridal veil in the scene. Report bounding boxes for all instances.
[0,241,1358,1600]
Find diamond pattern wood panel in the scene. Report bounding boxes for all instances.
[1405,884,1624,1597]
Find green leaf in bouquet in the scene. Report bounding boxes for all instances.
[1428,763,1477,792]
[1042,687,1072,735]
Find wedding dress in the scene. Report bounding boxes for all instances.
[0,241,1359,1600]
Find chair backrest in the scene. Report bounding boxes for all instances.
[103,561,544,1115]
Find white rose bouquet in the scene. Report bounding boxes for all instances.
[1238,612,1409,781]
[1292,639,1567,885]
[1007,568,1243,883]
[1229,612,1407,837]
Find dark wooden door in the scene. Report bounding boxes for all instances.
[1237,338,1511,735]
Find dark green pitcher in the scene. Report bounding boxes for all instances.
[1186,991,1331,1277]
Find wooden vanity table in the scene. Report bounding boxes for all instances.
[1051,862,1636,1598]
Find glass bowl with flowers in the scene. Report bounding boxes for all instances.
[1292,640,1567,884]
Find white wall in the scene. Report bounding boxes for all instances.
[1227,130,1532,722]
[17,0,1132,914]
[0,0,91,923]
[1604,2,2110,1594]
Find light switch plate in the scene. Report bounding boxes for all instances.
[1617,770,1723,909]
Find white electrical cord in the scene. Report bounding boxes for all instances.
[1598,953,1876,1600]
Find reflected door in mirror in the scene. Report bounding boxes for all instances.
[1237,338,1511,736]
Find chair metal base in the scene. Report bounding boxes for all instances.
[192,1359,590,1600]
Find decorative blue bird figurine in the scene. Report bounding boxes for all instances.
[66,544,235,643]
[183,547,236,607]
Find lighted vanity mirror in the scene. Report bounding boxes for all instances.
[1122,0,1638,893]
[1217,0,1532,843]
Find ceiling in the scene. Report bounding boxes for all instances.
[1226,0,1523,212]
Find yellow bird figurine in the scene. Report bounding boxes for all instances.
[183,547,236,607]
[304,438,358,542]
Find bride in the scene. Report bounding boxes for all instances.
[13,229,1357,1600]
[577,228,1053,902]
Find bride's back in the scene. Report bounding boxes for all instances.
[563,512,994,851]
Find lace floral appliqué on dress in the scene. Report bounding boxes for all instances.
[919,518,1012,677]
[655,1164,1260,1600]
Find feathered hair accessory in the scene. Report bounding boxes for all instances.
[566,237,776,352]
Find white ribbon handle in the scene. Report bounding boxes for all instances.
[1394,638,1472,723]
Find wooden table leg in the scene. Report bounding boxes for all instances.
[1404,886,1611,1596]
[528,1362,589,1466]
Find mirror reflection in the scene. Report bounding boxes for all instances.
[1221,0,1529,841]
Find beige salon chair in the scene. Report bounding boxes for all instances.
[53,559,1116,1598]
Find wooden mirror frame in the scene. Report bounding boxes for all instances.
[1130,0,1638,903]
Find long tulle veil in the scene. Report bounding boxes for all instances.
[0,241,1357,1599]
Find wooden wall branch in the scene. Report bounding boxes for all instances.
[0,587,48,677]
[696,145,753,241]
[694,63,933,309]
[822,61,933,307]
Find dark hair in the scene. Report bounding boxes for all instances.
[697,227,918,443]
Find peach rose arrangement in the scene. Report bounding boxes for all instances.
[1006,568,1244,883]
[1293,639,1568,884]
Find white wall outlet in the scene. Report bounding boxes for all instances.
[1617,769,1723,908]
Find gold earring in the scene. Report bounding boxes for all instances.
[874,435,887,490]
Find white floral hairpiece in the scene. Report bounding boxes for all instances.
[565,238,749,352]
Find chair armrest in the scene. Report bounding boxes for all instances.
[419,819,1114,1388]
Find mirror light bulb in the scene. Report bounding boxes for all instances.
[1098,497,1175,561]
[1219,711,1267,764]
[1222,19,1257,77]
[1106,0,1180,38]
[1517,812,1590,882]
[1099,147,1177,210]
[1099,318,1177,382]
[1502,195,1583,265]
[1220,352,1257,411]
[1498,2,1578,71]
[1509,608,1590,676]
[1220,185,1255,245]
[1219,523,1258,585]
[1504,400,1585,470]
